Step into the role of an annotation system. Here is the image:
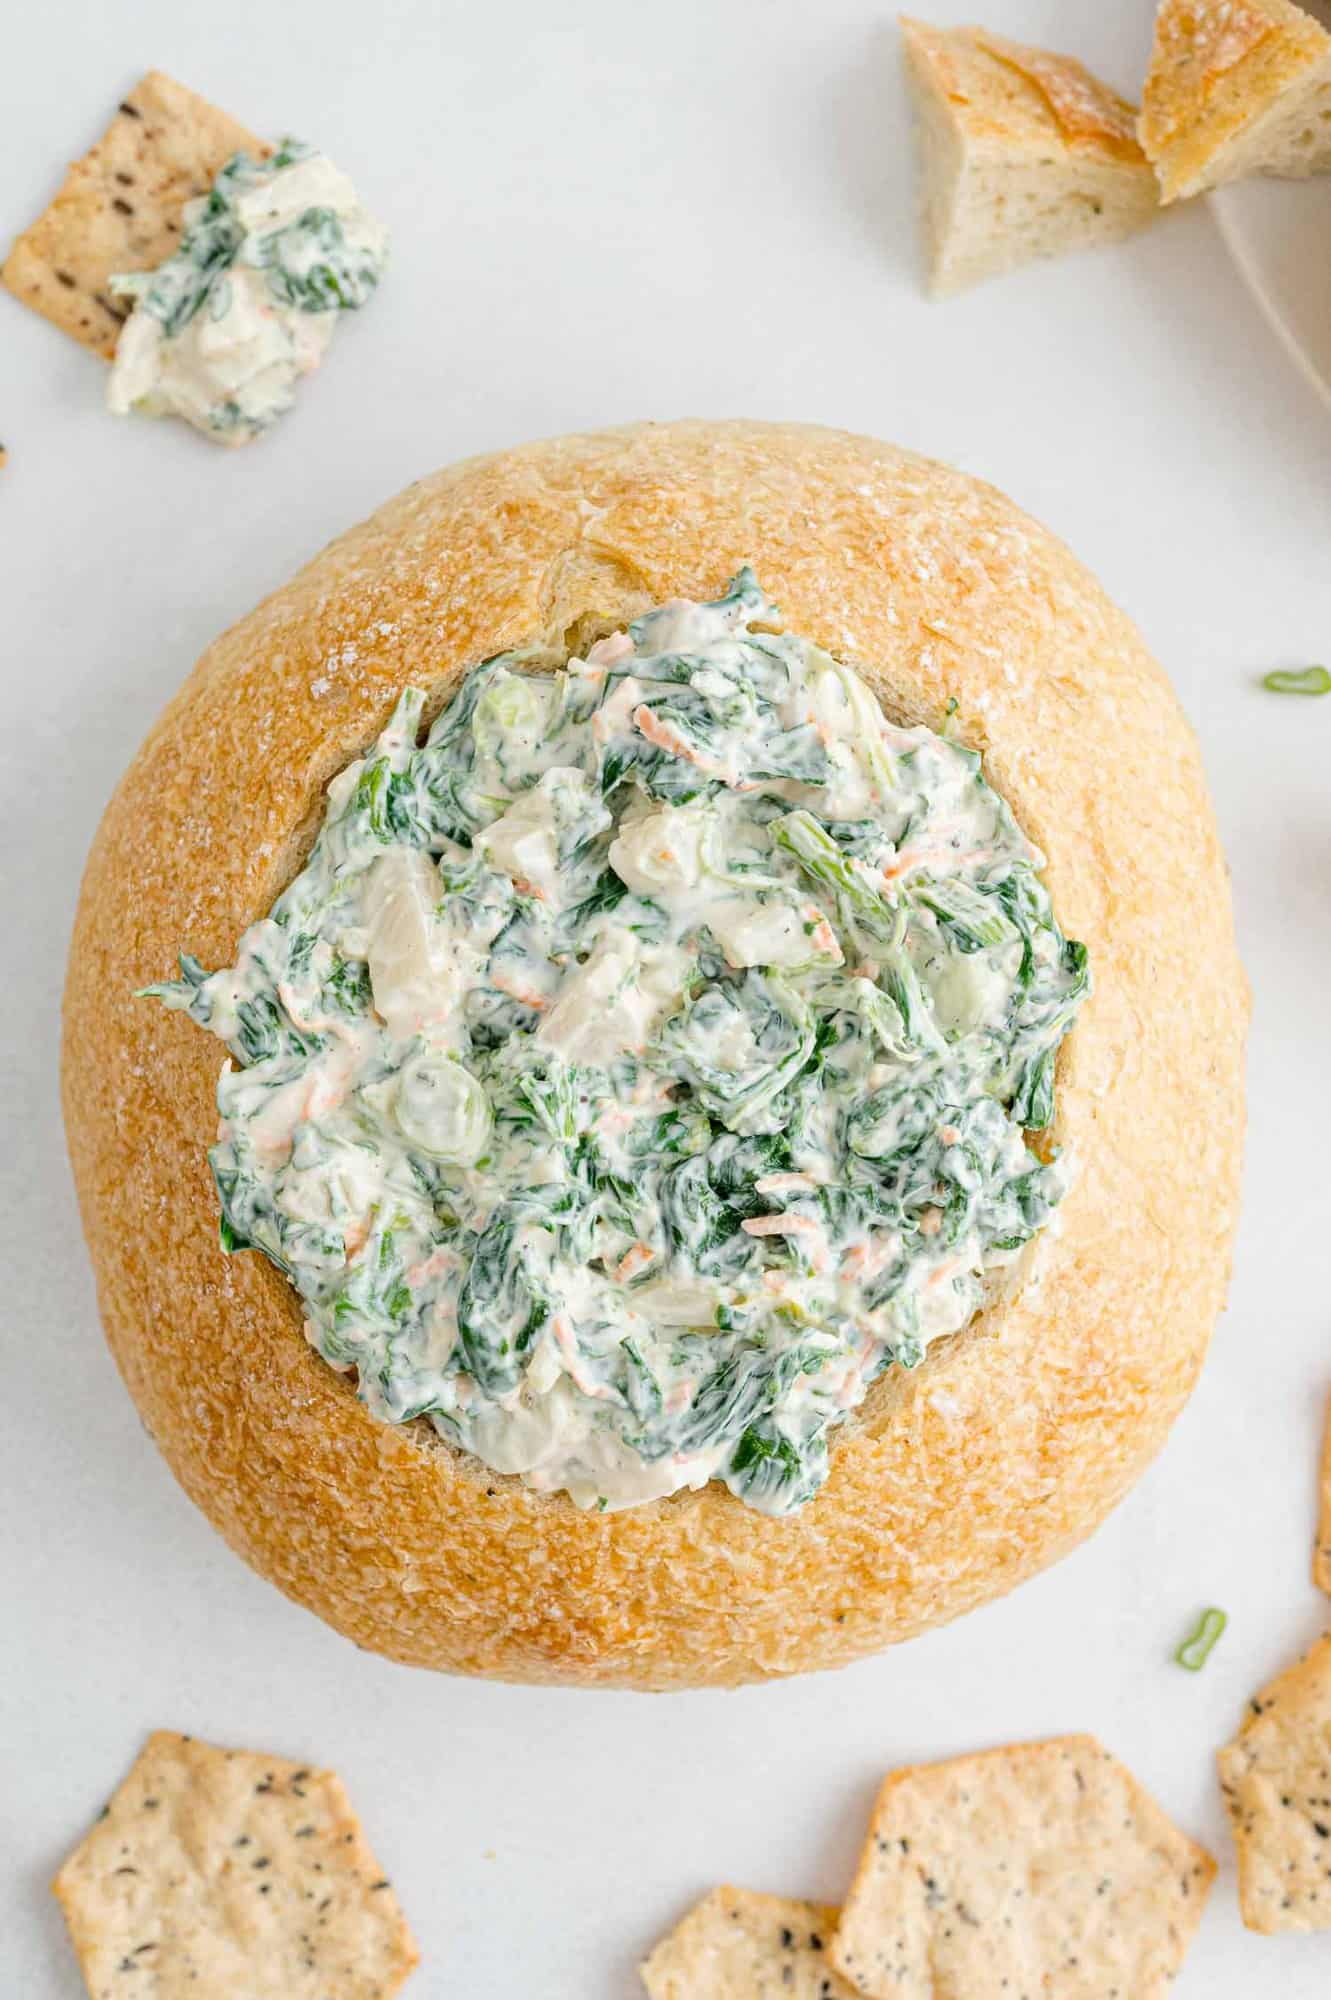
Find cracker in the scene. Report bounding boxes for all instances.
[1218,1629,1331,1932]
[52,1731,418,1997]
[640,1887,856,1999]
[830,1735,1214,1999]
[2,72,259,359]
[1313,1390,1331,1595]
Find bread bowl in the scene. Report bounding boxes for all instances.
[63,419,1246,1688]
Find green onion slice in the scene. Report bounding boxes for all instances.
[1261,666,1331,697]
[1174,1606,1227,1671]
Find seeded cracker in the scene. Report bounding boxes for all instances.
[640,1887,858,1999]
[2,72,259,359]
[1218,1629,1331,1932]
[830,1734,1213,1999]
[52,1731,419,1998]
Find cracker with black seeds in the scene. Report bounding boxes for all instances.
[2,72,259,359]
[1218,1629,1331,1932]
[830,1734,1213,1999]
[52,1730,418,1998]
[640,1886,856,1998]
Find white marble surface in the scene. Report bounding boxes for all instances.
[5,2,1331,1993]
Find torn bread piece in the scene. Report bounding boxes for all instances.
[52,1730,419,1998]
[1218,1629,1331,1933]
[2,72,260,359]
[830,1734,1214,1999]
[1140,0,1331,201]
[899,18,1161,296]
[640,1887,856,1999]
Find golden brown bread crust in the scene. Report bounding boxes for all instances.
[62,419,1246,1688]
[900,19,1148,163]
[1138,0,1331,203]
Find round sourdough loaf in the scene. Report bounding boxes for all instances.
[63,420,1246,1688]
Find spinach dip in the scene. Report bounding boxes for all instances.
[108,140,387,444]
[149,571,1089,1514]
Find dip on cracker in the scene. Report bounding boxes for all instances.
[2,73,387,445]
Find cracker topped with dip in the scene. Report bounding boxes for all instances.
[2,72,259,360]
[3,71,387,444]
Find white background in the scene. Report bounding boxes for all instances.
[4,1,1331,1993]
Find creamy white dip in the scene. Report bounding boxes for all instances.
[108,141,387,444]
[148,571,1088,1513]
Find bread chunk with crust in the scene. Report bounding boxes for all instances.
[900,18,1160,296]
[1140,0,1331,202]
